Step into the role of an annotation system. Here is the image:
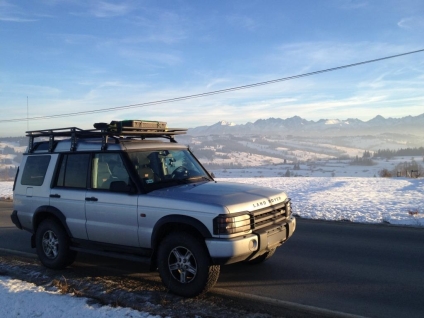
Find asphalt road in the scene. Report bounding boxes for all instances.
[1,201,424,318]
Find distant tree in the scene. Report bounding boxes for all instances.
[392,159,423,177]
[362,150,371,158]
[285,169,291,177]
[2,146,16,155]
[374,147,424,158]
[350,156,375,166]
[379,169,392,178]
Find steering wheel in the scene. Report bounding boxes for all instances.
[171,166,189,179]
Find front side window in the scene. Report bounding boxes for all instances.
[21,155,51,186]
[55,154,90,188]
[91,153,130,190]
[127,149,211,190]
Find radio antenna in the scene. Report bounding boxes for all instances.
[27,96,29,131]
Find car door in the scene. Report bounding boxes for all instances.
[49,153,90,240]
[85,152,139,247]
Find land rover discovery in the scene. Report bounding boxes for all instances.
[11,120,296,297]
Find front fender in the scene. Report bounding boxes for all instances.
[151,215,212,247]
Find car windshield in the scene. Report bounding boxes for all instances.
[127,149,212,190]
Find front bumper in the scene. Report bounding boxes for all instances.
[206,216,296,265]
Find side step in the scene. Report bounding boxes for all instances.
[70,247,151,263]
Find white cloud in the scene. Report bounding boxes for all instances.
[398,16,424,30]
[0,16,36,22]
[2,37,422,131]
[129,11,188,44]
[89,1,132,18]
[118,48,182,67]
[337,0,368,10]
[0,0,37,22]
[273,41,408,70]
[5,84,62,97]
[206,78,231,89]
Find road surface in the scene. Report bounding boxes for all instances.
[1,201,423,317]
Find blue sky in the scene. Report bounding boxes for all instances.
[1,0,423,136]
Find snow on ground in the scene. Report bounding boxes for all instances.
[0,182,12,200]
[0,142,26,153]
[204,151,286,166]
[0,277,158,318]
[1,177,423,226]
[217,177,424,226]
[212,156,423,178]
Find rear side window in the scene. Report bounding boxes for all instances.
[21,155,51,186]
[55,153,90,188]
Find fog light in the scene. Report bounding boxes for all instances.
[249,239,258,251]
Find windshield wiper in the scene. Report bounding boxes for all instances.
[146,175,211,188]
[187,176,211,182]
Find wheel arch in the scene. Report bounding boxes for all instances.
[32,206,72,247]
[149,215,213,270]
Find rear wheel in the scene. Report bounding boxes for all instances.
[157,232,220,297]
[35,219,76,269]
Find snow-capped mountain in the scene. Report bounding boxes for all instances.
[188,113,424,136]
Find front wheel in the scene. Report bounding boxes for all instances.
[157,232,220,297]
[35,219,76,269]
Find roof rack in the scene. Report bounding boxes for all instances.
[26,120,187,153]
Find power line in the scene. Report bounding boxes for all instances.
[2,48,424,123]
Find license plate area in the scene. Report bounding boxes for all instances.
[267,225,287,249]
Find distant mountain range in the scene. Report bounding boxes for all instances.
[188,113,424,136]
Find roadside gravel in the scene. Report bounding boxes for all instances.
[0,254,294,318]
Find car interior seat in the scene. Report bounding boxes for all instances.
[137,156,155,181]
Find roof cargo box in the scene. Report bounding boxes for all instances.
[120,120,167,130]
[107,120,167,133]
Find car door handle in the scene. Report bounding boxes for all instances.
[85,197,98,202]
[50,194,61,198]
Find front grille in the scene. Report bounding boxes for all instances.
[251,199,291,231]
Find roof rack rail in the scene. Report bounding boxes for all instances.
[26,120,187,153]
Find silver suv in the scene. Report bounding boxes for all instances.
[11,120,296,297]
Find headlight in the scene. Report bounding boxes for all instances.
[213,213,252,235]
[285,199,292,217]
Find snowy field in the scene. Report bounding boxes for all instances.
[219,177,424,226]
[0,277,158,318]
[210,156,422,178]
[1,177,423,226]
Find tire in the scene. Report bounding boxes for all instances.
[246,248,276,265]
[157,232,220,297]
[35,219,76,269]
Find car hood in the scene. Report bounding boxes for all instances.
[148,181,287,214]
